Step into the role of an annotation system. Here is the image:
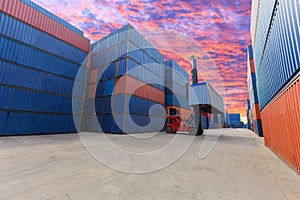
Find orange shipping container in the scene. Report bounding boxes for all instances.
[114,75,164,104]
[261,76,300,173]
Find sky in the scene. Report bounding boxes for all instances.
[33,0,252,122]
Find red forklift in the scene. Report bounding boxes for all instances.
[165,56,204,136]
[165,108,181,133]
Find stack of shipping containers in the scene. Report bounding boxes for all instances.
[164,60,191,132]
[0,0,90,135]
[251,0,300,172]
[247,45,263,137]
[82,24,165,133]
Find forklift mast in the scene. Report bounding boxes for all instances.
[190,56,203,135]
[191,56,198,84]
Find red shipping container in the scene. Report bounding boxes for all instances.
[261,76,300,173]
[0,0,90,52]
[114,75,164,104]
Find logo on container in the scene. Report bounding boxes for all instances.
[72,26,226,173]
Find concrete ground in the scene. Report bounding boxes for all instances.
[0,129,299,200]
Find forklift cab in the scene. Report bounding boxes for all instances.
[165,108,181,133]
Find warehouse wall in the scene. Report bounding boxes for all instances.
[251,0,300,172]
[82,24,166,134]
[0,0,89,135]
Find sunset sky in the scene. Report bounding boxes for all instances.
[33,0,251,122]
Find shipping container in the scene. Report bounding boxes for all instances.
[0,36,82,80]
[114,75,165,104]
[0,0,90,52]
[0,111,77,135]
[164,59,189,111]
[252,0,300,109]
[20,0,83,35]
[0,85,82,114]
[82,24,166,133]
[188,82,224,114]
[0,2,89,135]
[0,61,84,96]
[261,75,300,172]
[165,94,189,109]
[229,113,241,128]
[0,12,87,64]
[252,0,277,73]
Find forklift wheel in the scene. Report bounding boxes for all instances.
[166,126,172,133]
[188,127,197,135]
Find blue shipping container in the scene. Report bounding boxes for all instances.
[0,12,87,64]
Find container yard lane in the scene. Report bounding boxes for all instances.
[0,129,299,200]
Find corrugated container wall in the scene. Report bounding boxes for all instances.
[188,82,224,129]
[251,0,300,172]
[188,83,224,114]
[164,59,191,131]
[0,0,89,135]
[261,76,300,173]
[254,0,300,109]
[82,24,165,134]
[164,60,189,109]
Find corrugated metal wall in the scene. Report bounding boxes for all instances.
[0,0,89,135]
[0,0,90,52]
[188,82,224,113]
[261,75,300,173]
[251,0,300,171]
[82,24,165,134]
[20,0,83,35]
[254,0,300,109]
[164,60,189,109]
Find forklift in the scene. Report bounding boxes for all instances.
[165,56,204,136]
[165,108,181,133]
